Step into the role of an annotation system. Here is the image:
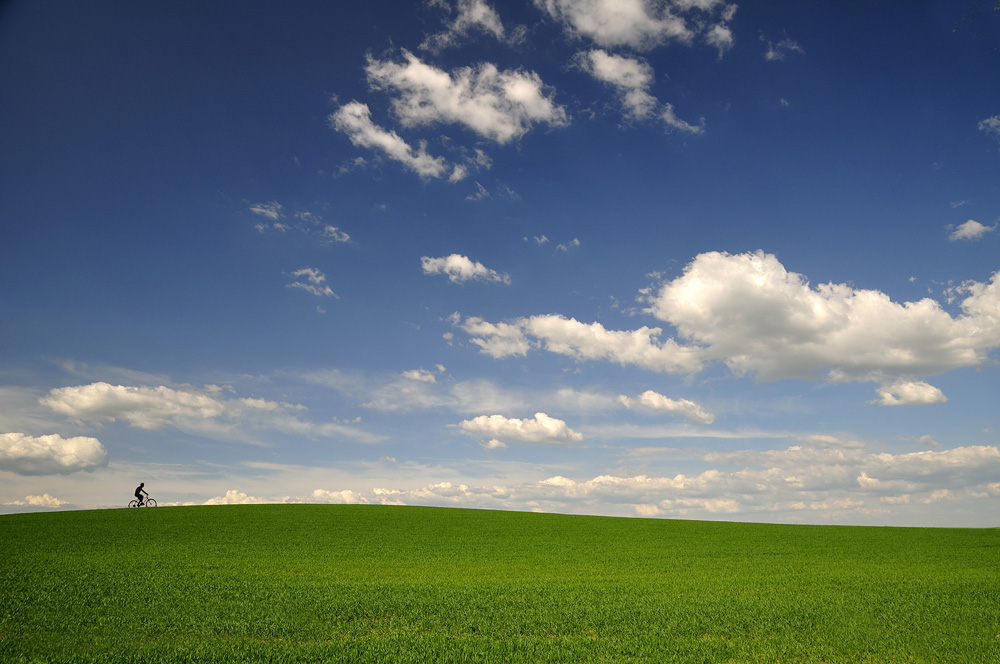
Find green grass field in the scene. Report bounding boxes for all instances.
[1,505,997,663]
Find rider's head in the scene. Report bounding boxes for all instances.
[139,482,144,486]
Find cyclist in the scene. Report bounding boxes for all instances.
[134,482,149,507]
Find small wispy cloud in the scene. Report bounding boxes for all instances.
[252,204,351,244]
[761,33,805,61]
[250,201,284,220]
[979,115,1000,142]
[576,49,704,134]
[420,0,522,52]
[287,268,339,297]
[557,238,581,251]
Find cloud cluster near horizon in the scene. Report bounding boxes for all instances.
[196,437,1000,521]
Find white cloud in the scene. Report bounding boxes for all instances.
[329,101,454,179]
[43,383,236,429]
[458,412,584,445]
[421,254,511,284]
[979,115,1000,141]
[249,201,284,220]
[402,369,438,383]
[254,206,351,245]
[455,251,1000,395]
[577,49,657,119]
[536,0,734,51]
[322,226,351,243]
[536,0,690,49]
[457,313,703,372]
[287,267,338,298]
[645,250,1000,382]
[309,488,370,504]
[421,0,513,51]
[873,380,948,406]
[576,49,705,132]
[40,382,380,444]
[704,21,734,56]
[618,390,715,424]
[365,50,568,144]
[761,34,805,61]
[659,103,704,134]
[0,432,108,475]
[949,219,996,241]
[3,493,69,507]
[204,489,278,505]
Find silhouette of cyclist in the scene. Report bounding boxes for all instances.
[134,482,149,506]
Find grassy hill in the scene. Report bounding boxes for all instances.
[1,505,997,663]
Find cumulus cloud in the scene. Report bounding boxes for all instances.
[457,313,703,372]
[41,382,379,444]
[43,383,242,429]
[421,254,511,284]
[873,380,948,406]
[458,412,584,445]
[204,488,371,506]
[287,267,338,298]
[0,432,108,475]
[948,219,996,241]
[618,390,715,424]
[204,489,275,505]
[365,50,568,144]
[455,251,1000,396]
[4,494,69,507]
[645,250,1000,381]
[536,0,727,50]
[309,488,370,504]
[330,101,455,179]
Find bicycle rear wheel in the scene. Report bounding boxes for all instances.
[128,500,139,508]
[146,498,157,507]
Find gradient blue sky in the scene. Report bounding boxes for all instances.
[2,0,998,525]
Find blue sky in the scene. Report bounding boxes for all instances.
[2,0,998,525]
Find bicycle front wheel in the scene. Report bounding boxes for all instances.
[128,500,139,508]
[145,498,157,507]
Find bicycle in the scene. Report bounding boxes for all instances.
[128,497,157,508]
